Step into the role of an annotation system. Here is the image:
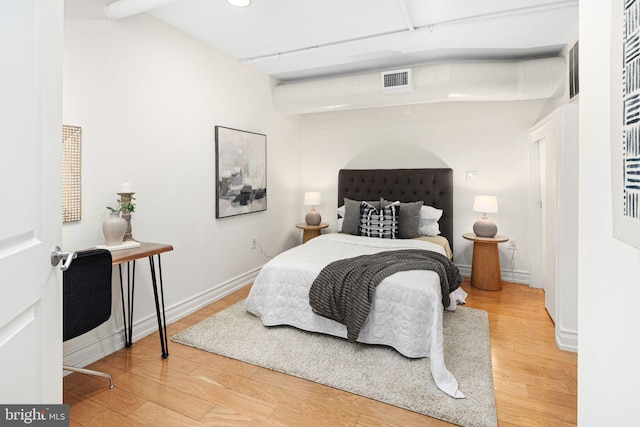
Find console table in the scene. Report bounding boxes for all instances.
[110,242,173,358]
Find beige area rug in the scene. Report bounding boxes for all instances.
[172,301,497,427]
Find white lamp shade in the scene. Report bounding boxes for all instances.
[473,195,499,214]
[304,191,322,206]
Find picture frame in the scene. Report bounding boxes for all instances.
[62,124,82,223]
[215,126,267,218]
[611,0,640,249]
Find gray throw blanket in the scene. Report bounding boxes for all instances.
[309,249,462,342]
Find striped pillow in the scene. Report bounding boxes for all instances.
[358,201,400,239]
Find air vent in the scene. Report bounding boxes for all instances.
[381,68,412,93]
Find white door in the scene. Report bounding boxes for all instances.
[529,105,579,349]
[0,0,64,403]
[538,136,558,323]
[530,113,559,324]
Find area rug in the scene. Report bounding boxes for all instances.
[172,301,497,427]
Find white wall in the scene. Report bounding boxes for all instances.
[62,0,301,361]
[299,100,558,280]
[579,0,640,424]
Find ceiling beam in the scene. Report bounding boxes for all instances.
[239,0,578,65]
[239,0,578,64]
[397,0,415,32]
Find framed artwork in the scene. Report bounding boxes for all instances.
[611,0,640,248]
[215,126,267,218]
[62,124,82,222]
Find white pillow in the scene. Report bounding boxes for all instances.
[336,217,344,232]
[420,205,443,221]
[419,219,441,237]
[419,205,442,236]
[337,205,345,218]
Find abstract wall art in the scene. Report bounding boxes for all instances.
[215,126,267,218]
[612,0,640,248]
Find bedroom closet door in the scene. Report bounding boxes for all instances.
[529,104,578,352]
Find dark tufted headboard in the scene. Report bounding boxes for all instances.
[337,168,454,251]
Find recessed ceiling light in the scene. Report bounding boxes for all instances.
[227,0,251,7]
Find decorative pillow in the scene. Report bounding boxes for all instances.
[420,205,443,221]
[342,198,381,235]
[380,199,423,239]
[419,219,441,236]
[358,201,399,239]
[418,205,443,236]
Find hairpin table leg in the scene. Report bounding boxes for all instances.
[149,254,169,358]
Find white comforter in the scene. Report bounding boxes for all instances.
[245,233,466,398]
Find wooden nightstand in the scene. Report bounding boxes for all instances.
[462,233,509,291]
[296,223,329,243]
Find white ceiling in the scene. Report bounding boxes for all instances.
[121,0,579,82]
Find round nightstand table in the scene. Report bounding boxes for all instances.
[462,233,509,291]
[296,223,329,243]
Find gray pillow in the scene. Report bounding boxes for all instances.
[381,198,423,238]
[342,198,380,235]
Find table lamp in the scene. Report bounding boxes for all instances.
[304,192,322,226]
[473,195,499,237]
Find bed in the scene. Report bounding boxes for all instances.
[245,168,466,398]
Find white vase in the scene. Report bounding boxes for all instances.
[102,211,126,246]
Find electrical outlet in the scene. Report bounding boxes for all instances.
[507,239,517,251]
[251,238,257,249]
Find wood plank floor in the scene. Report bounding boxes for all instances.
[63,278,577,426]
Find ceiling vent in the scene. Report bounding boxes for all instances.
[381,68,412,93]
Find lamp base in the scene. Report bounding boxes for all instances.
[305,209,321,226]
[473,219,497,238]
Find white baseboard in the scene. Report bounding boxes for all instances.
[455,264,578,353]
[456,264,530,285]
[556,327,578,353]
[63,266,262,369]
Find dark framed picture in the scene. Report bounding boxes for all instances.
[215,126,267,218]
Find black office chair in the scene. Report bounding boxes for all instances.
[63,248,114,389]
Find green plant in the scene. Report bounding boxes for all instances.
[106,196,136,213]
[118,197,136,213]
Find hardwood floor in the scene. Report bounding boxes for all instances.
[63,279,577,426]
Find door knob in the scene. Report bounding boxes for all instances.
[51,245,77,271]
